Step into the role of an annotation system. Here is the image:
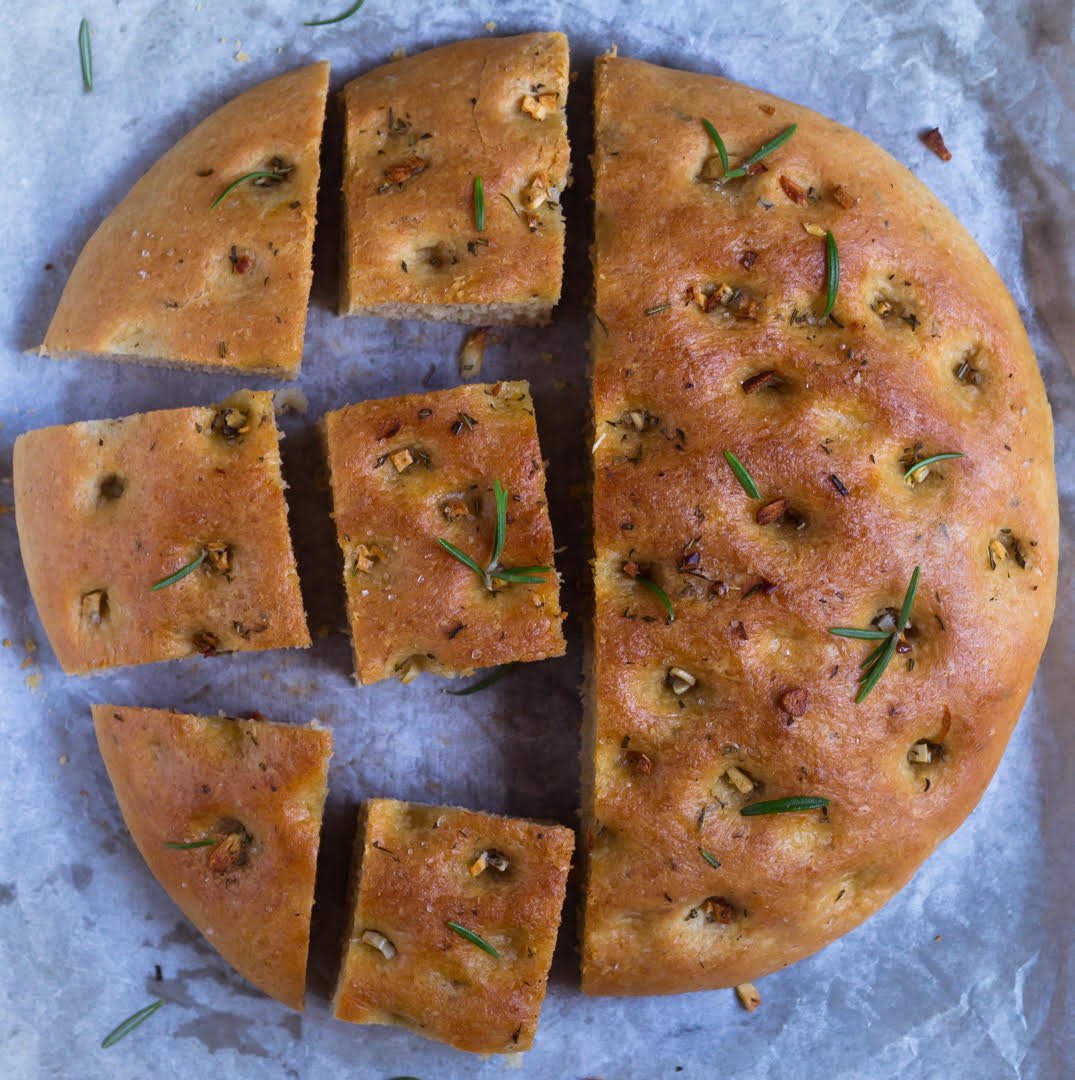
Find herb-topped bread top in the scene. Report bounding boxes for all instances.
[339,33,570,325]
[582,54,1058,996]
[334,799,575,1053]
[42,62,329,378]
[13,390,310,674]
[93,706,332,1011]
[321,380,565,685]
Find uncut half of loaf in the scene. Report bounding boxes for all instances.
[581,54,1059,995]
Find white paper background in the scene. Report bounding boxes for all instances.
[1,2,1071,1077]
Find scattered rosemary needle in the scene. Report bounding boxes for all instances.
[701,118,730,175]
[446,662,519,696]
[163,838,216,850]
[447,920,500,958]
[151,549,207,591]
[741,796,830,816]
[78,17,93,92]
[723,123,797,180]
[303,0,366,26]
[637,576,675,623]
[211,170,289,210]
[821,230,839,319]
[101,999,165,1049]
[904,451,965,481]
[700,848,721,869]
[724,450,761,499]
[474,176,485,231]
[644,303,671,316]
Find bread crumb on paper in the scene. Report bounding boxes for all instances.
[735,982,762,1012]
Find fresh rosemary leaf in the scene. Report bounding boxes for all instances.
[724,450,761,499]
[828,627,891,640]
[859,641,887,670]
[701,117,729,175]
[490,479,509,570]
[821,230,839,319]
[151,549,207,591]
[447,920,500,958]
[855,632,898,703]
[101,999,165,1049]
[724,124,797,179]
[436,538,484,578]
[446,662,518,696]
[896,565,921,632]
[211,171,288,210]
[474,176,485,232]
[79,18,93,92]
[303,0,366,26]
[637,576,675,623]
[490,567,548,584]
[903,452,964,480]
[700,848,721,869]
[741,796,830,816]
[163,838,216,850]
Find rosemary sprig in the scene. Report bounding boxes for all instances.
[741,796,830,816]
[437,479,549,590]
[151,550,207,591]
[474,176,485,231]
[724,450,761,499]
[821,230,839,319]
[211,170,289,210]
[903,452,964,481]
[723,124,797,180]
[701,118,729,175]
[303,0,366,26]
[446,662,519,696]
[447,920,500,958]
[829,566,921,703]
[163,838,216,850]
[637,576,675,623]
[700,848,721,869]
[79,18,93,92]
[101,999,165,1049]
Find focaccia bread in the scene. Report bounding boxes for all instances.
[42,62,329,377]
[93,705,332,1011]
[582,55,1058,995]
[321,381,565,685]
[333,799,574,1053]
[13,390,310,674]
[339,33,569,325]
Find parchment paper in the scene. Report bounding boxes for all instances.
[1,2,1072,1077]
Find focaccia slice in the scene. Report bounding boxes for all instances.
[333,799,574,1053]
[42,62,329,377]
[93,705,332,1011]
[339,33,569,324]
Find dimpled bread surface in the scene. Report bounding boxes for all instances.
[339,33,569,325]
[13,390,310,674]
[333,799,574,1053]
[581,55,1058,995]
[93,705,332,1011]
[42,62,329,377]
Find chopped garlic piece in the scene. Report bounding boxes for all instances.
[390,448,414,472]
[667,666,696,695]
[908,741,932,764]
[724,765,755,794]
[361,930,397,959]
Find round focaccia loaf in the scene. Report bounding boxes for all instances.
[581,54,1058,995]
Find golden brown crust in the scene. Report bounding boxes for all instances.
[13,390,310,674]
[92,705,332,1011]
[582,55,1058,995]
[339,34,569,324]
[333,799,574,1053]
[321,381,565,684]
[42,62,329,377]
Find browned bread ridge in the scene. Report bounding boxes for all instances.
[321,380,565,684]
[13,390,310,674]
[333,799,574,1053]
[339,33,569,324]
[93,705,332,1011]
[41,62,329,377]
[581,55,1058,995]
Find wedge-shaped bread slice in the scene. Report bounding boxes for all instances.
[93,705,332,1011]
[339,33,569,324]
[582,55,1058,995]
[13,390,310,673]
[42,62,329,377]
[321,380,565,684]
[333,799,574,1053]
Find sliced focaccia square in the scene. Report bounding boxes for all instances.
[42,62,329,377]
[93,705,332,1011]
[339,33,569,325]
[13,390,310,674]
[333,799,574,1053]
[321,380,565,685]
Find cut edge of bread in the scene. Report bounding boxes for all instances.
[34,344,301,381]
[338,299,554,327]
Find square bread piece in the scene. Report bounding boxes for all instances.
[339,32,569,325]
[13,390,310,674]
[321,380,565,685]
[333,799,575,1054]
